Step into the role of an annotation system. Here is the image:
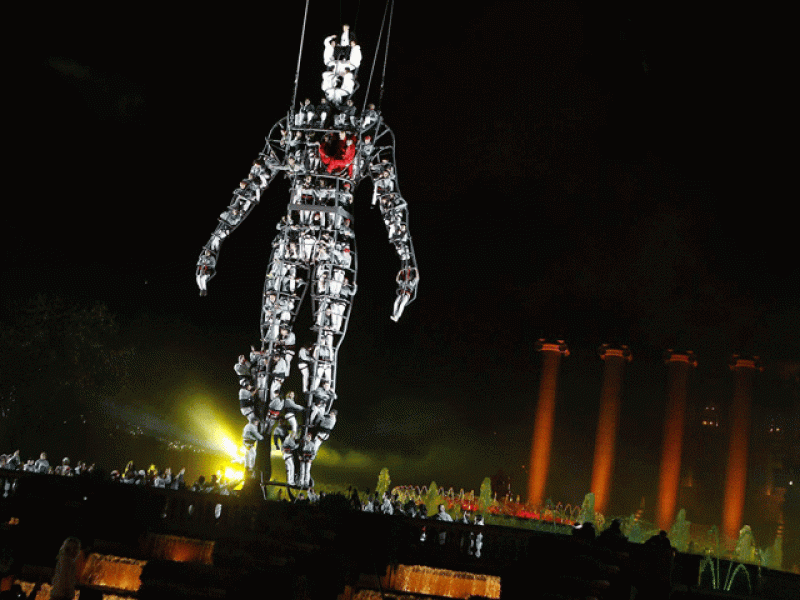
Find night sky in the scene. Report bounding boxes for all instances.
[5,2,798,509]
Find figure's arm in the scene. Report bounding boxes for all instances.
[368,126,419,316]
[284,396,305,413]
[323,35,336,66]
[195,152,283,294]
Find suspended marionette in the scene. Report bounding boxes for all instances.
[195,11,418,480]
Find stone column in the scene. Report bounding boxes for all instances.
[656,350,696,531]
[722,355,760,541]
[590,344,632,515]
[528,340,569,508]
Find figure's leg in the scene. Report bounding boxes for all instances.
[298,460,308,488]
[284,455,295,485]
[331,301,344,331]
[255,227,310,441]
[272,428,284,451]
[284,349,296,372]
[299,360,311,393]
[309,400,325,427]
[261,414,278,437]
[313,433,328,453]
[286,414,298,437]
[269,377,284,399]
[245,443,257,471]
[391,291,409,322]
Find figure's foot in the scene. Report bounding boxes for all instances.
[390,315,399,322]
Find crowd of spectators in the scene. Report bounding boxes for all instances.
[1,450,687,599]
[0,450,247,497]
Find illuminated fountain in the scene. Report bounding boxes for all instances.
[698,525,756,594]
[668,508,691,552]
[79,553,145,593]
[381,565,501,599]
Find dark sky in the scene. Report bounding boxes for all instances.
[6,2,799,505]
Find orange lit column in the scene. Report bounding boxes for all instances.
[528,340,569,507]
[722,356,760,541]
[656,350,696,531]
[590,344,632,515]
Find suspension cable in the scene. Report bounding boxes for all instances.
[360,0,391,115]
[353,0,361,34]
[291,0,312,117]
[377,0,394,111]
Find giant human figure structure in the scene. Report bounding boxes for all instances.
[196,21,418,486]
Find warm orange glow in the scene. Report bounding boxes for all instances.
[722,358,759,540]
[528,342,568,507]
[79,553,145,591]
[381,565,501,599]
[656,351,695,531]
[591,346,630,514]
[143,534,215,565]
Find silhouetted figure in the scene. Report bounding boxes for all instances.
[597,518,628,552]
[50,537,81,600]
[638,530,675,600]
[572,521,596,543]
